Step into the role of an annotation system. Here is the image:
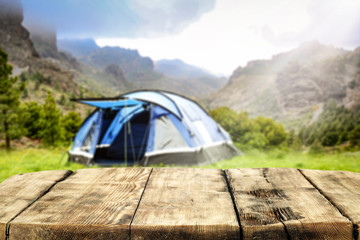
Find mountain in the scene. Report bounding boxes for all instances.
[155,59,215,79]
[58,39,159,86]
[0,0,131,116]
[57,38,100,58]
[208,41,360,129]
[58,39,227,97]
[155,59,227,94]
[0,0,80,96]
[26,30,133,96]
[0,0,39,66]
[80,46,157,84]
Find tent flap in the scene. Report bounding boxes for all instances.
[79,99,143,109]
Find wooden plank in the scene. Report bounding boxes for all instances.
[300,169,360,239]
[226,168,353,240]
[131,168,240,240]
[0,170,71,240]
[8,168,152,240]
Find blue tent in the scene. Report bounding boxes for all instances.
[69,90,241,166]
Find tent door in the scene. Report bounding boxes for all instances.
[93,109,150,165]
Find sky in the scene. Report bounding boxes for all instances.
[21,0,360,75]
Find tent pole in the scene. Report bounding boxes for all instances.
[124,99,127,166]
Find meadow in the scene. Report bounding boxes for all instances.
[1,147,359,183]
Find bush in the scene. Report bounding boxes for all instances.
[209,107,287,149]
[349,126,360,147]
[321,131,339,146]
[62,111,82,142]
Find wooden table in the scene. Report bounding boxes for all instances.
[1,168,359,240]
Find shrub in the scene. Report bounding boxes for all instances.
[62,111,82,142]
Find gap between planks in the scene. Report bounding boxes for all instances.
[5,170,73,240]
[223,169,243,239]
[129,168,153,239]
[298,169,357,240]
[5,168,355,240]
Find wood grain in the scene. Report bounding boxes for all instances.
[301,169,360,239]
[8,168,152,240]
[2,168,359,240]
[0,170,71,240]
[131,168,240,240]
[226,168,353,240]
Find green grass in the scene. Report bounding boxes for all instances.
[203,149,360,172]
[1,148,359,183]
[0,148,88,183]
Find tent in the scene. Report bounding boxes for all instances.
[68,90,241,166]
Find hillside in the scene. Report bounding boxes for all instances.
[2,0,226,102]
[155,59,227,94]
[155,59,215,79]
[57,38,100,58]
[208,41,360,129]
[0,0,102,117]
[0,0,81,98]
[58,39,227,97]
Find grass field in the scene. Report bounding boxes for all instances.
[204,149,360,171]
[0,147,359,183]
[0,148,87,183]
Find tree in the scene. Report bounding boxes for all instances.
[349,126,360,147]
[321,131,339,146]
[0,48,22,150]
[62,111,82,142]
[209,107,287,149]
[254,116,287,147]
[41,92,63,145]
[22,101,44,139]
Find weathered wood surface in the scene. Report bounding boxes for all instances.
[131,168,239,240]
[0,168,359,240]
[0,170,71,240]
[301,169,360,240]
[226,168,353,240]
[8,168,151,240]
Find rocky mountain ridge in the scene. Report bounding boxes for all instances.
[208,41,360,129]
[58,39,227,97]
[0,0,80,95]
[1,0,225,101]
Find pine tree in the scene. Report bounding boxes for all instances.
[0,48,22,150]
[22,101,44,139]
[62,111,82,142]
[41,92,63,145]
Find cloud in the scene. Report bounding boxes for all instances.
[21,0,215,38]
[97,0,360,75]
[258,0,360,48]
[306,0,360,48]
[15,0,360,75]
